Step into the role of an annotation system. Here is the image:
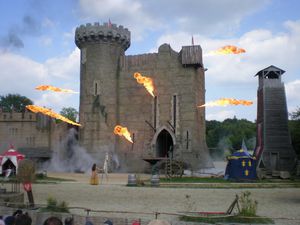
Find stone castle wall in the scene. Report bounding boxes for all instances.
[0,112,50,151]
[0,111,69,159]
[75,22,213,172]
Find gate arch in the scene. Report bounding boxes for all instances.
[151,126,176,158]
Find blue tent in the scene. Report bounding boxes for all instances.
[225,149,257,181]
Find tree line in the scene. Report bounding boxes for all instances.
[206,110,300,159]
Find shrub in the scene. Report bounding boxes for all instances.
[42,197,69,213]
[239,191,258,216]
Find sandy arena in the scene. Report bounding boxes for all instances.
[24,172,300,225]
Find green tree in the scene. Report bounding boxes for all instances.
[290,106,300,120]
[0,94,33,112]
[289,107,300,157]
[206,118,256,158]
[60,107,78,122]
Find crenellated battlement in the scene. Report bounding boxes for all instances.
[75,22,131,50]
[0,111,37,122]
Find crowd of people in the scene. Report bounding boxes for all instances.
[0,210,74,225]
[0,209,119,225]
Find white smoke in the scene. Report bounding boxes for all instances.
[42,128,95,173]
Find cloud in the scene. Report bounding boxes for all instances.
[39,36,53,46]
[151,19,300,121]
[78,0,161,41]
[78,0,269,41]
[285,79,300,112]
[45,48,80,79]
[0,52,48,94]
[142,0,269,35]
[206,109,236,121]
[153,19,300,84]
[42,18,55,28]
[0,48,80,112]
[34,92,78,111]
[0,15,41,50]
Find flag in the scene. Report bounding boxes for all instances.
[192,35,194,46]
[108,18,112,28]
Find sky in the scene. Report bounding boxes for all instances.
[0,0,299,122]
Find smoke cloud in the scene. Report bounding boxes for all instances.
[42,128,121,174]
[42,128,95,173]
[0,15,40,50]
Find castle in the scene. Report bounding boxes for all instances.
[75,22,213,172]
[0,22,213,173]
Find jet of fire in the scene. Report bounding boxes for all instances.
[198,98,253,107]
[114,125,133,143]
[207,45,246,55]
[35,85,79,93]
[134,72,155,97]
[26,105,81,126]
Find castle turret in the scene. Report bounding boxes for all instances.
[75,22,131,155]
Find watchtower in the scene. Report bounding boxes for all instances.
[254,65,296,174]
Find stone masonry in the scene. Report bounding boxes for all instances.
[75,22,213,172]
[0,111,69,165]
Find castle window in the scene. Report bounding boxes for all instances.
[173,95,177,132]
[26,136,35,146]
[185,130,191,151]
[171,94,178,133]
[93,80,101,96]
[9,128,18,136]
[153,96,157,130]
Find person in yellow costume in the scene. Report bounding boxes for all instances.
[90,163,99,185]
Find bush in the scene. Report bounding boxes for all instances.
[42,197,69,213]
[239,191,258,216]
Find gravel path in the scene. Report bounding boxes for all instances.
[27,172,300,225]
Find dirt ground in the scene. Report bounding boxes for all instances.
[24,172,300,225]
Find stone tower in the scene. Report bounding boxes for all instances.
[254,65,296,174]
[75,22,213,172]
[75,22,130,155]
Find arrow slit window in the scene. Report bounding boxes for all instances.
[93,80,100,96]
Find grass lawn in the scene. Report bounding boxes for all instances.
[180,214,274,224]
[160,176,300,183]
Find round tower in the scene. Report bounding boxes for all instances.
[75,22,130,156]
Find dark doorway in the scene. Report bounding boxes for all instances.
[270,152,279,171]
[2,159,16,176]
[156,129,174,158]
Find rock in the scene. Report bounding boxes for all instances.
[279,171,291,179]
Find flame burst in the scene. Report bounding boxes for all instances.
[35,85,79,93]
[114,125,133,143]
[209,45,246,55]
[134,72,155,97]
[26,105,81,126]
[198,98,253,107]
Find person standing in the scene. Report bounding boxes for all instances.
[90,163,99,185]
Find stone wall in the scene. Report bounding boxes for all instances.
[0,111,70,163]
[75,22,213,172]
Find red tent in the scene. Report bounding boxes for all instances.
[0,148,25,175]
